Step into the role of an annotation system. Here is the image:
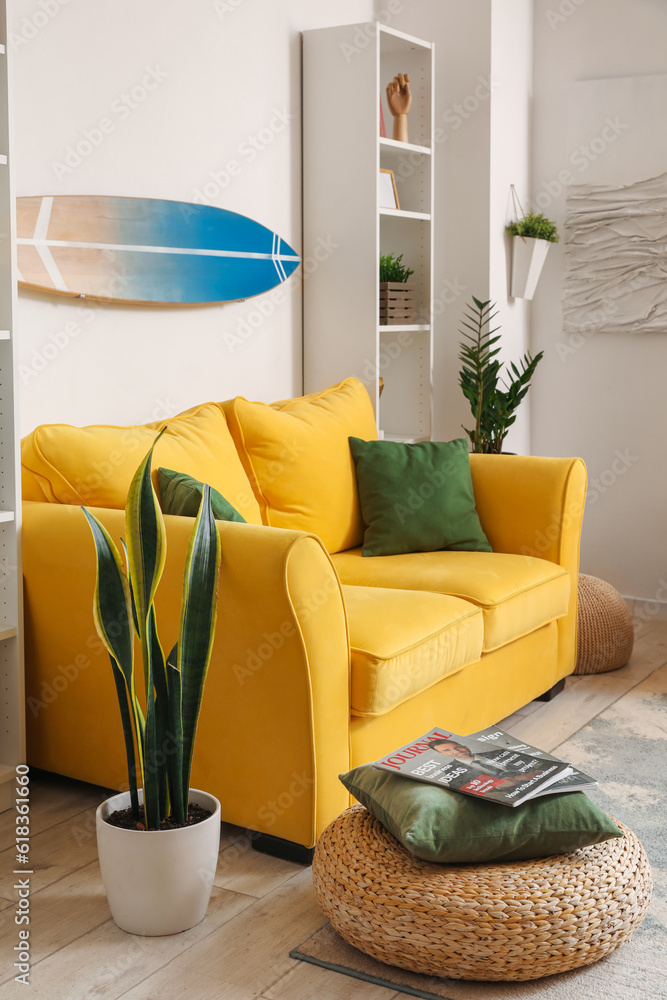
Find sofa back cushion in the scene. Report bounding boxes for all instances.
[21,401,262,523]
[222,378,378,553]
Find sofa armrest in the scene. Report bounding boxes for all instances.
[22,501,350,847]
[469,455,587,678]
[469,454,587,566]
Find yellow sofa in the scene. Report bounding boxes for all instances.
[21,379,587,852]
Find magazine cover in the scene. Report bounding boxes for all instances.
[373,727,574,807]
[467,727,598,797]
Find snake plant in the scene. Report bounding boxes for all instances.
[82,431,221,830]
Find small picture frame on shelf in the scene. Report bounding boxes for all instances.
[379,168,400,211]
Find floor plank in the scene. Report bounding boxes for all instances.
[110,869,325,1000]
[216,822,306,897]
[215,837,303,899]
[632,608,667,640]
[0,801,101,900]
[266,960,402,999]
[0,861,110,979]
[0,772,110,844]
[0,878,253,997]
[500,626,667,751]
[518,700,542,717]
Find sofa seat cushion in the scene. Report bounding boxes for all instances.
[221,378,378,553]
[21,402,262,523]
[334,550,570,653]
[343,585,483,717]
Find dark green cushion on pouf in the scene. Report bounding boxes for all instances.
[340,763,622,862]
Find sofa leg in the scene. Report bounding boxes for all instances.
[535,679,566,702]
[250,831,315,865]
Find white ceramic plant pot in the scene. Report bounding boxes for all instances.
[96,788,221,936]
[510,235,551,300]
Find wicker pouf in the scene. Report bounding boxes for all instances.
[313,805,652,982]
[576,574,635,674]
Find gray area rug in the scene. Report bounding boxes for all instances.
[291,663,667,999]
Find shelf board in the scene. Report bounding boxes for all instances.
[381,433,431,444]
[0,511,15,523]
[379,324,430,333]
[379,24,433,51]
[0,624,17,641]
[379,137,431,157]
[379,207,431,221]
[0,330,10,340]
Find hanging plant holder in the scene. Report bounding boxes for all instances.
[510,236,551,300]
[506,186,558,301]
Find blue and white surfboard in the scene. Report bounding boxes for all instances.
[16,195,301,304]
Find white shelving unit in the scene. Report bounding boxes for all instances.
[303,23,434,441]
[0,2,25,812]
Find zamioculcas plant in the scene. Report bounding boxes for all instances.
[459,297,544,454]
[82,431,221,830]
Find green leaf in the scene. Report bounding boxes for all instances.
[120,539,140,636]
[123,431,168,828]
[379,251,414,283]
[81,508,144,817]
[109,656,141,819]
[472,296,491,310]
[178,484,222,802]
[458,297,543,453]
[506,212,559,243]
[125,431,167,643]
[147,607,170,822]
[142,643,159,829]
[82,509,134,672]
[166,643,185,824]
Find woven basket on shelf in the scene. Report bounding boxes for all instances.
[576,574,635,675]
[313,805,652,982]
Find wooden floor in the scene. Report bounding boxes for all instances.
[1,618,665,1000]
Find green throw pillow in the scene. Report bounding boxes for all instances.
[340,764,622,863]
[157,468,246,523]
[348,437,491,557]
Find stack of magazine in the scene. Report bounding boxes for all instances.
[373,725,597,807]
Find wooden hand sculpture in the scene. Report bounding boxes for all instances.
[386,73,412,143]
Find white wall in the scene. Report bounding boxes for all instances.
[488,0,533,453]
[531,0,667,603]
[10,0,374,433]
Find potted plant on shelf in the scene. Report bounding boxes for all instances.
[82,430,222,936]
[506,211,559,300]
[379,252,415,325]
[458,296,544,454]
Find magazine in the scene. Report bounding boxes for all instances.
[471,728,598,798]
[372,726,587,807]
